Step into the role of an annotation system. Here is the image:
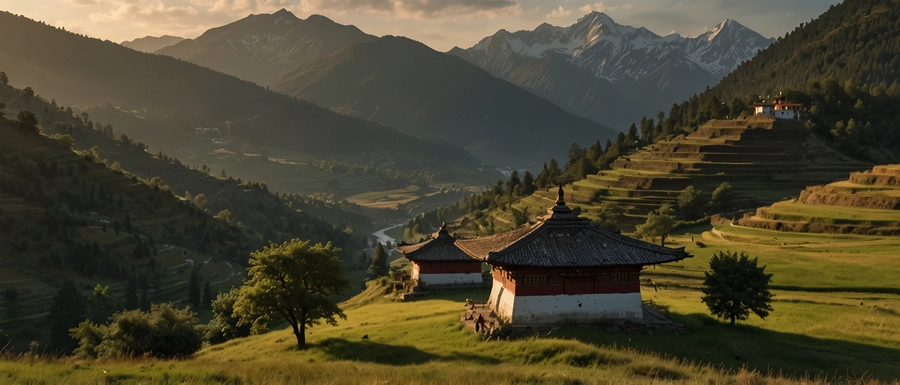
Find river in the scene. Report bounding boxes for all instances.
[372,222,404,247]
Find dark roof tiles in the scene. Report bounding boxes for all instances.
[397,188,691,267]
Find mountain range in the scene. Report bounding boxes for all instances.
[449,12,774,126]
[157,10,377,87]
[0,11,473,169]
[121,35,185,53]
[156,10,618,167]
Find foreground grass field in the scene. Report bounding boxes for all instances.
[3,225,899,384]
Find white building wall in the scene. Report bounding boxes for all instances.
[775,109,799,120]
[417,272,482,285]
[487,278,643,323]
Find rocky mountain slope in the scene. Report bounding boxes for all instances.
[450,12,773,126]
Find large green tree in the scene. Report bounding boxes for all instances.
[234,239,352,350]
[701,251,774,326]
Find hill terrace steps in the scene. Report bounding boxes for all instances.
[556,117,871,229]
[738,164,900,235]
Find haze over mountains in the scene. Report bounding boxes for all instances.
[450,12,774,127]
[154,10,618,167]
[157,10,378,87]
[120,35,185,53]
[0,11,474,169]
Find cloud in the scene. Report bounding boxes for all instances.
[579,2,607,13]
[197,0,296,17]
[303,0,520,19]
[65,0,101,5]
[546,6,571,19]
[89,1,200,24]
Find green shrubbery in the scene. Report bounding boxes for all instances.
[70,303,202,359]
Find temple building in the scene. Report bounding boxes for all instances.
[396,224,483,285]
[454,187,691,324]
[396,187,690,323]
[753,95,802,120]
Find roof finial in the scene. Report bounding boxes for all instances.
[547,185,577,219]
[556,185,566,205]
[435,221,452,240]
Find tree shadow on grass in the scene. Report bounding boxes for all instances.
[553,312,900,381]
[314,338,500,366]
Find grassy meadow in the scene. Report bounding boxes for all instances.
[3,224,900,383]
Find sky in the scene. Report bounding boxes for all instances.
[0,0,841,52]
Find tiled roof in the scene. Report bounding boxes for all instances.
[455,187,691,267]
[395,223,474,262]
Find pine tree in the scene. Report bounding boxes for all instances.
[48,278,87,353]
[368,242,390,277]
[188,267,201,307]
[202,280,213,309]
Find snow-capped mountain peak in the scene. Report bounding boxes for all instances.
[459,13,772,84]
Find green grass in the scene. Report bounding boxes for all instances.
[5,206,900,383]
[3,283,898,384]
[758,201,900,225]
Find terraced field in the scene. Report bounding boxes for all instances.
[537,117,871,229]
[739,165,900,235]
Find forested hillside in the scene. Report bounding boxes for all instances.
[651,0,900,163]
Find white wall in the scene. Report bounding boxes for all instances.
[418,273,482,285]
[487,278,643,323]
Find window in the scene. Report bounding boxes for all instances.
[523,275,548,284]
[611,273,629,282]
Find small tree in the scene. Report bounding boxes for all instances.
[368,242,390,277]
[711,182,734,212]
[202,280,213,308]
[188,267,201,307]
[592,202,622,230]
[233,239,351,350]
[48,278,87,354]
[193,193,208,209]
[205,288,251,345]
[16,110,40,134]
[0,71,8,85]
[635,203,675,246]
[677,185,705,220]
[701,251,774,326]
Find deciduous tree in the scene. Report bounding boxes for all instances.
[635,203,675,246]
[701,251,774,326]
[234,239,351,349]
[677,185,705,220]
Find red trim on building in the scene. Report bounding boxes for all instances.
[491,265,642,296]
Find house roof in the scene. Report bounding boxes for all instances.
[395,223,475,262]
[455,187,691,267]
